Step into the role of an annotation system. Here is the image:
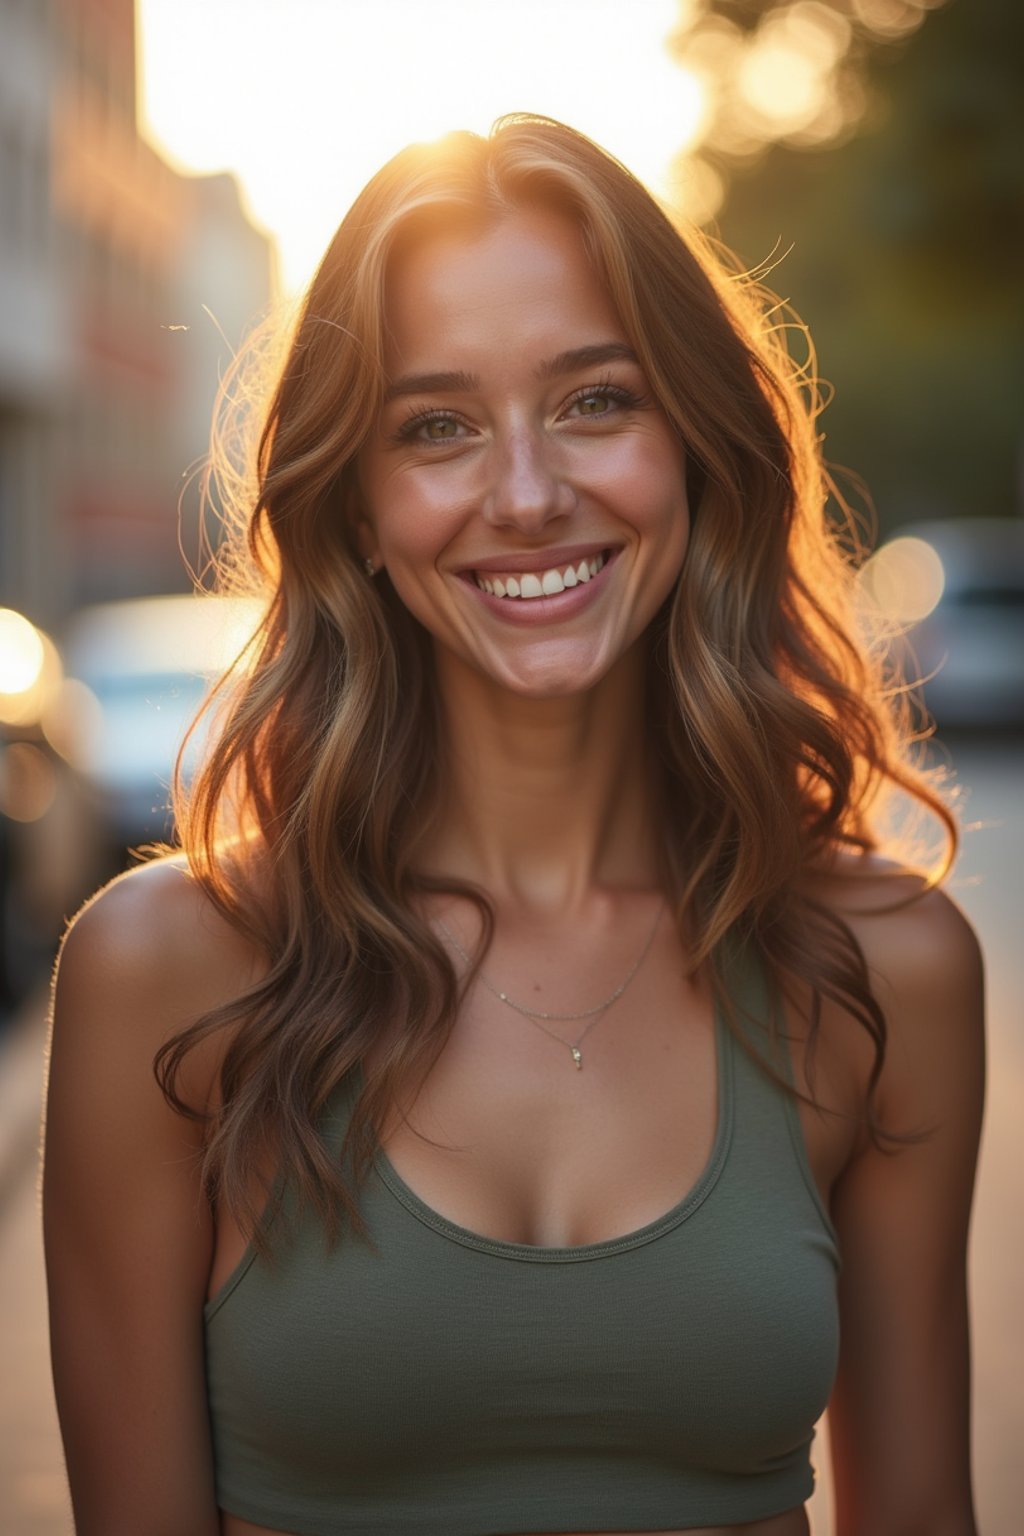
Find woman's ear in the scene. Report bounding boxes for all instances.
[345,476,382,571]
[352,510,380,569]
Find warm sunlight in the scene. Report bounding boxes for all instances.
[136,0,706,296]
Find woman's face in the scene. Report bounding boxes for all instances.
[355,205,689,699]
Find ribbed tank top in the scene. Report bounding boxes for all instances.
[204,943,840,1535]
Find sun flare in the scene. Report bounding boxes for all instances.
[136,0,704,295]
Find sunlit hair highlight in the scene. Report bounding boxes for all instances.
[157,114,956,1247]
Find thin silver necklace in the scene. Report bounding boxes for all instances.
[437,901,665,1070]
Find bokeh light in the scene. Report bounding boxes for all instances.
[857,535,946,626]
[738,4,852,138]
[0,741,58,824]
[667,0,953,176]
[851,0,942,38]
[41,678,105,772]
[0,609,45,697]
[0,613,63,728]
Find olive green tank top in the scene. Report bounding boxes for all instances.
[204,944,840,1534]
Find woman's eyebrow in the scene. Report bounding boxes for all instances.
[382,343,641,405]
[537,342,640,379]
[383,369,478,403]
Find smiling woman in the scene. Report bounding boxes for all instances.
[44,117,983,1536]
[354,207,690,697]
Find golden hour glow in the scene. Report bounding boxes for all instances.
[137,0,705,295]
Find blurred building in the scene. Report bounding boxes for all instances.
[0,0,65,628]
[0,0,275,629]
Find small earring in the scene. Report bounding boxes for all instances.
[363,557,376,578]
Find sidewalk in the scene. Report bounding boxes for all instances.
[0,991,73,1535]
[0,990,48,1201]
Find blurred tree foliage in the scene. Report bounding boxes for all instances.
[673,0,1024,533]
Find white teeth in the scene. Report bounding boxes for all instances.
[474,552,609,599]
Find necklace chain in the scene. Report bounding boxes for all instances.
[436,901,665,1070]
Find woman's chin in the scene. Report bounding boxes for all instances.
[471,641,619,702]
[431,626,647,705]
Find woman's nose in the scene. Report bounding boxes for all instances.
[481,428,575,532]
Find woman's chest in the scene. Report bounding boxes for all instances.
[205,1010,840,1526]
[205,943,844,1533]
[207,939,861,1297]
[379,972,719,1248]
[369,947,859,1250]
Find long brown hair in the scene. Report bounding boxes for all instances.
[157,114,954,1244]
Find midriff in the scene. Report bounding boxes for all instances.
[222,1507,810,1535]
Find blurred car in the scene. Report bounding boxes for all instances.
[900,518,1024,730]
[61,593,265,877]
[1,607,82,1007]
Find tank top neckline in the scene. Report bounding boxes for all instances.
[368,999,735,1264]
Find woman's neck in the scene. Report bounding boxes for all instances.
[424,641,663,913]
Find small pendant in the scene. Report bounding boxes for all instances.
[570,1046,583,1069]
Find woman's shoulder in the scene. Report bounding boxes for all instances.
[54,854,267,1107]
[61,854,263,996]
[800,848,982,994]
[800,850,984,1125]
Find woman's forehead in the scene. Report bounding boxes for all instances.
[380,207,627,376]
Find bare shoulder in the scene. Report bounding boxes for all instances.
[46,858,257,1533]
[804,851,984,1125]
[60,853,262,993]
[806,850,982,998]
[55,855,266,1108]
[815,856,985,1527]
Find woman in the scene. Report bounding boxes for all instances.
[44,116,984,1535]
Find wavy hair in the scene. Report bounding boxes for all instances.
[157,114,955,1246]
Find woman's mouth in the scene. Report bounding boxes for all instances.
[471,549,609,600]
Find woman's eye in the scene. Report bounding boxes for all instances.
[564,384,641,421]
[575,392,613,416]
[392,411,467,446]
[421,417,460,440]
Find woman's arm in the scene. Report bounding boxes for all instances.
[44,861,247,1536]
[828,886,985,1536]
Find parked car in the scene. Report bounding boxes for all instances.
[61,593,265,878]
[891,518,1024,731]
[0,607,82,1007]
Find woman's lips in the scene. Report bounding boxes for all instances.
[459,548,618,623]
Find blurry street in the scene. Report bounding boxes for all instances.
[0,738,1021,1536]
[948,739,1024,1533]
[0,985,69,1535]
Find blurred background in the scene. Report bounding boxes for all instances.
[0,0,1020,1531]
